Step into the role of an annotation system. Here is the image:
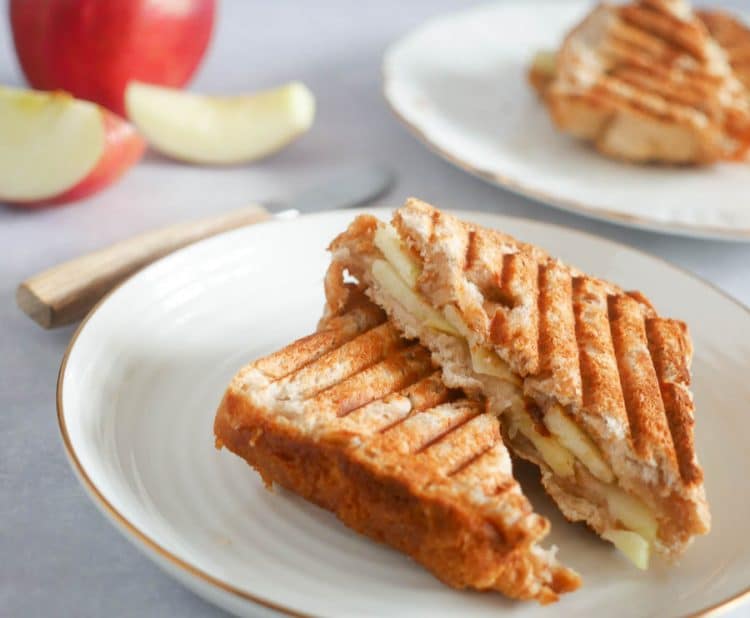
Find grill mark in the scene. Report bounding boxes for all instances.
[413,405,482,454]
[535,263,581,404]
[619,4,707,60]
[461,228,509,307]
[464,229,478,272]
[608,15,709,71]
[498,253,524,308]
[612,67,715,110]
[572,278,629,424]
[573,277,593,411]
[428,207,441,246]
[699,11,750,90]
[254,309,386,381]
[281,322,403,398]
[376,410,415,435]
[592,76,710,126]
[607,294,640,452]
[607,294,673,459]
[447,441,496,478]
[451,442,513,494]
[403,371,454,404]
[613,56,722,91]
[587,8,733,127]
[645,318,703,485]
[420,413,499,474]
[371,373,452,435]
[489,254,540,374]
[609,24,683,65]
[378,400,480,455]
[339,394,413,436]
[311,345,433,417]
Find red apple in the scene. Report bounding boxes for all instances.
[9,0,216,116]
[0,87,145,207]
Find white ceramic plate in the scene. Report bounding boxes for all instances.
[383,1,750,241]
[58,209,750,617]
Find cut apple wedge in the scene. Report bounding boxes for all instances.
[125,81,315,164]
[0,86,145,207]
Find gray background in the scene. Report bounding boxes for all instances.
[1,1,748,616]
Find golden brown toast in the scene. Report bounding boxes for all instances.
[214,292,580,603]
[326,199,710,569]
[531,0,750,164]
[698,9,750,94]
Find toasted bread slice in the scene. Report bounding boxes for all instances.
[326,199,710,569]
[532,0,750,164]
[214,292,580,603]
[698,9,750,94]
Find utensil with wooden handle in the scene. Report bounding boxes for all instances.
[17,164,394,328]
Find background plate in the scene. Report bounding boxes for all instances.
[383,1,750,241]
[59,209,750,617]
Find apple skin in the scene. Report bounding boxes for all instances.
[10,108,146,209]
[9,0,216,116]
[45,109,146,206]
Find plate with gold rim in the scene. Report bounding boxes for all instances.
[383,1,750,241]
[58,208,750,616]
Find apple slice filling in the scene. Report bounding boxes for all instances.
[602,529,650,570]
[507,401,576,478]
[371,260,458,336]
[374,224,420,288]
[370,223,659,568]
[544,404,614,484]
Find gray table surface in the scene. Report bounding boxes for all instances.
[2,1,749,616]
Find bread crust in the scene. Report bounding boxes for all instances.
[215,390,578,602]
[537,1,750,164]
[214,294,580,603]
[326,199,710,559]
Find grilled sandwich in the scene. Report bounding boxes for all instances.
[529,0,750,164]
[214,291,580,603]
[698,9,750,94]
[325,198,710,569]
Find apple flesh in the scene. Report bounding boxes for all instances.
[0,87,145,207]
[125,81,316,164]
[10,0,215,116]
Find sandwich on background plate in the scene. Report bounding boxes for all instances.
[528,0,750,164]
[325,198,710,570]
[698,8,750,93]
[214,290,580,604]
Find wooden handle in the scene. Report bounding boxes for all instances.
[17,204,271,328]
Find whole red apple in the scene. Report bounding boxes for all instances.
[10,0,216,116]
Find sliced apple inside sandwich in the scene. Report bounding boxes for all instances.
[324,199,710,569]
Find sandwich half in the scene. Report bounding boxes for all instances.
[529,0,750,164]
[214,290,580,603]
[698,9,750,94]
[325,198,710,569]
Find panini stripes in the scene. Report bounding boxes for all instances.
[215,291,580,603]
[392,199,698,485]
[699,10,750,93]
[327,198,710,556]
[608,294,674,464]
[539,0,750,163]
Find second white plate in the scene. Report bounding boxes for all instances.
[383,1,750,241]
[58,209,750,617]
